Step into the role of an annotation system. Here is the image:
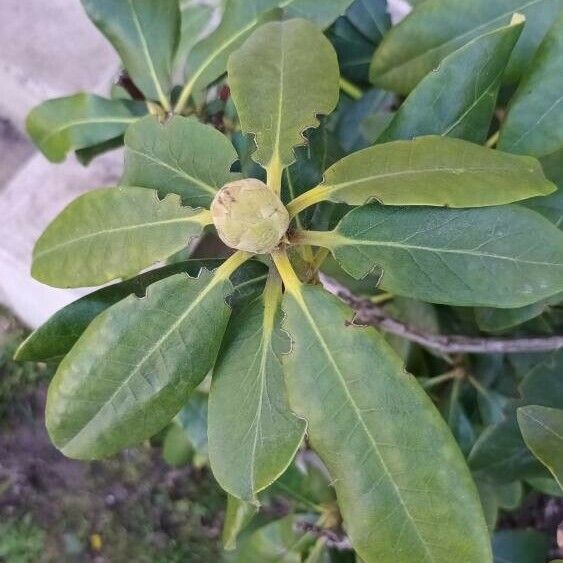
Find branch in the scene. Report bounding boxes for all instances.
[295,521,352,551]
[338,289,563,355]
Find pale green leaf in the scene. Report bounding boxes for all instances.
[209,278,305,502]
[370,0,562,94]
[46,270,233,459]
[122,115,240,208]
[162,423,193,466]
[302,204,563,308]
[282,284,491,562]
[26,94,145,163]
[228,19,339,175]
[32,187,210,288]
[293,136,555,209]
[282,0,355,28]
[222,495,258,551]
[499,11,563,158]
[379,16,524,144]
[518,405,563,489]
[179,0,280,104]
[81,0,180,107]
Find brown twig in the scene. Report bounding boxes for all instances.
[340,290,563,355]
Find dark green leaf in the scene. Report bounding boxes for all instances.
[492,530,549,563]
[282,283,491,562]
[122,115,240,208]
[379,16,524,144]
[228,19,339,178]
[81,0,180,107]
[209,278,305,502]
[26,94,145,163]
[16,260,268,363]
[32,187,210,288]
[307,204,563,308]
[294,136,555,209]
[46,270,233,459]
[499,11,563,158]
[370,0,562,94]
[518,405,563,489]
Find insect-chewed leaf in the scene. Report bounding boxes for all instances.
[282,0,355,29]
[282,284,491,562]
[122,115,241,208]
[32,187,211,288]
[303,136,555,208]
[26,94,145,163]
[16,260,268,364]
[228,19,339,173]
[518,405,563,490]
[302,204,563,308]
[499,11,563,158]
[379,15,524,144]
[369,0,561,95]
[81,0,179,107]
[182,0,280,99]
[209,280,305,502]
[46,270,233,460]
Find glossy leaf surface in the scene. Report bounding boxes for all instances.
[26,94,145,163]
[228,19,339,172]
[46,270,233,459]
[309,204,563,307]
[32,188,210,288]
[16,260,268,364]
[370,0,562,94]
[122,115,240,208]
[379,16,524,144]
[499,11,563,158]
[81,0,180,105]
[209,280,305,502]
[307,136,555,208]
[282,284,491,562]
[518,405,563,489]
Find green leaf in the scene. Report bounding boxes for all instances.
[81,0,180,108]
[304,204,563,308]
[499,11,563,158]
[178,0,280,107]
[122,115,240,208]
[282,283,491,562]
[282,0,355,28]
[26,94,145,163]
[176,391,210,468]
[222,495,258,551]
[226,515,308,563]
[174,3,214,71]
[475,291,563,332]
[492,530,549,563]
[370,0,562,95]
[228,19,339,180]
[292,136,555,210]
[16,260,268,364]
[162,423,193,466]
[32,187,210,288]
[379,16,524,144]
[209,276,305,502]
[46,269,233,459]
[328,0,391,85]
[518,405,563,489]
